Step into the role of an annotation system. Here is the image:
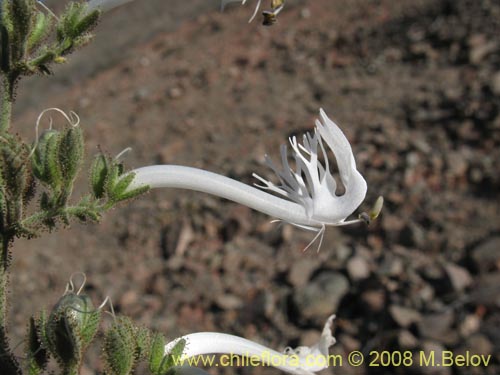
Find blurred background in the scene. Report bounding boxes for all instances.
[10,0,500,374]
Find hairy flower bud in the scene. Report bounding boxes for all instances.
[57,124,84,185]
[45,292,101,369]
[103,316,139,375]
[31,129,60,185]
[90,152,109,199]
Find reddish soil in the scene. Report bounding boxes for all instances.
[7,0,500,374]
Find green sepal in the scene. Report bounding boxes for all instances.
[0,134,32,226]
[10,0,34,62]
[135,326,152,362]
[150,334,186,375]
[369,196,384,220]
[149,333,168,375]
[45,306,82,368]
[31,129,58,181]
[57,125,84,185]
[107,171,133,201]
[27,11,52,52]
[56,3,82,42]
[112,184,150,205]
[56,3,99,53]
[90,153,109,199]
[1,136,29,198]
[72,9,99,40]
[162,339,186,371]
[43,130,63,191]
[103,317,137,375]
[26,315,49,375]
[108,172,149,204]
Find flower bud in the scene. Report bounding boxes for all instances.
[103,317,137,375]
[31,129,60,184]
[57,125,84,185]
[90,153,109,199]
[45,292,101,369]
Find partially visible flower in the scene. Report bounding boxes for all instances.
[164,315,336,375]
[221,0,285,24]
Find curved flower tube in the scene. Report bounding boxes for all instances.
[127,110,378,246]
[86,0,134,13]
[164,315,336,375]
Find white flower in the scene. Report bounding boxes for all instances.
[253,109,367,227]
[126,109,381,251]
[164,315,336,375]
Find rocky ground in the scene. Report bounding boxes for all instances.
[7,0,500,374]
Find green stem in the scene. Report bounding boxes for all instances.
[0,76,13,134]
[20,204,102,229]
[0,236,21,375]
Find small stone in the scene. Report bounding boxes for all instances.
[80,365,94,375]
[168,86,183,99]
[465,334,493,356]
[288,258,320,287]
[215,294,243,310]
[418,311,458,344]
[444,263,472,292]
[382,214,405,232]
[346,256,370,281]
[471,273,500,308]
[419,341,451,375]
[469,36,497,64]
[472,236,500,273]
[361,289,385,312]
[293,271,349,322]
[492,71,500,96]
[459,314,480,337]
[379,254,404,277]
[400,222,426,248]
[120,289,139,309]
[158,140,186,164]
[389,305,422,328]
[397,330,419,349]
[300,8,311,19]
[337,334,361,352]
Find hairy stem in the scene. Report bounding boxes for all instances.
[20,204,101,230]
[0,237,21,375]
[0,76,13,134]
